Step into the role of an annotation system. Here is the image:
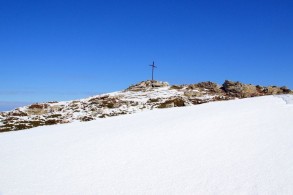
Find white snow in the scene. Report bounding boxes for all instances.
[1,95,293,194]
[277,94,293,105]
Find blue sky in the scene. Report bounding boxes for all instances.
[0,0,292,111]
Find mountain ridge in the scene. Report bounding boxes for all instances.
[0,80,292,132]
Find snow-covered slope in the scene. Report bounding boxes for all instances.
[1,80,292,132]
[1,95,293,194]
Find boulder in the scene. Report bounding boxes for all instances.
[222,80,244,97]
[222,80,260,98]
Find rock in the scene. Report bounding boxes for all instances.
[222,80,260,98]
[28,103,49,109]
[256,85,267,94]
[80,116,95,122]
[47,114,62,118]
[50,105,64,112]
[184,91,202,97]
[89,96,109,104]
[242,85,259,98]
[147,98,161,103]
[14,124,32,130]
[89,96,125,109]
[186,84,198,90]
[212,96,232,101]
[280,86,291,94]
[45,119,62,125]
[158,101,174,108]
[158,97,186,108]
[126,80,169,91]
[222,81,292,97]
[267,86,283,95]
[222,80,245,97]
[195,81,222,93]
[256,85,291,95]
[190,98,210,105]
[4,116,18,122]
[27,103,50,115]
[170,85,184,90]
[9,110,28,117]
[0,126,12,132]
[29,120,45,127]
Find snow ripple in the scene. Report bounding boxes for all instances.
[276,94,293,105]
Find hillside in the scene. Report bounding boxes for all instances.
[0,80,292,132]
[0,95,293,194]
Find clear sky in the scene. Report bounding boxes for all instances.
[0,0,292,111]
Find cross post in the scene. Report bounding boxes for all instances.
[149,61,157,81]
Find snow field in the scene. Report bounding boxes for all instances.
[0,95,293,194]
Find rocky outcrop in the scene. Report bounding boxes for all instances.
[222,80,245,97]
[222,80,291,98]
[0,80,291,133]
[158,97,187,108]
[194,81,223,93]
[126,80,169,91]
[26,103,50,115]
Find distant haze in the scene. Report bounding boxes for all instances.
[0,102,32,112]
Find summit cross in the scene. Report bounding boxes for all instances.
[149,61,157,81]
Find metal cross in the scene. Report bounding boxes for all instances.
[149,61,157,81]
